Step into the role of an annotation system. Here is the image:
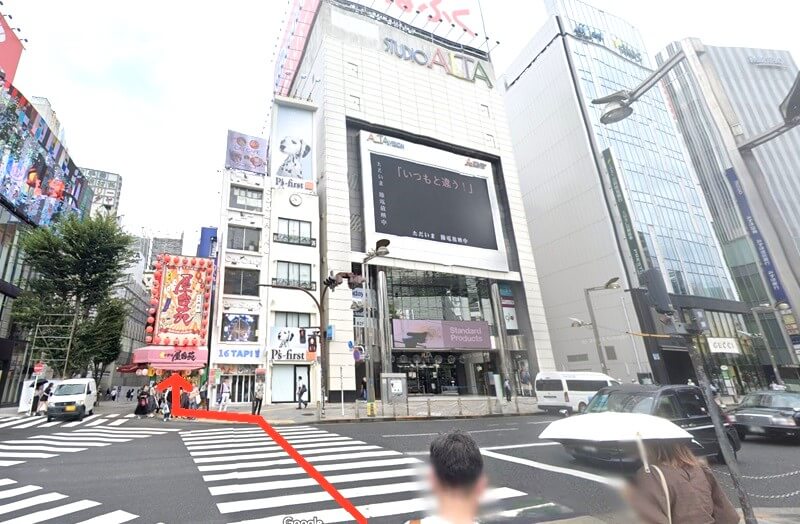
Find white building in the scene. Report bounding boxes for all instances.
[270,0,555,402]
[211,117,322,405]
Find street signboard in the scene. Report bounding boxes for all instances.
[33,362,45,374]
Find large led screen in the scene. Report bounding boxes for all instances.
[360,131,508,271]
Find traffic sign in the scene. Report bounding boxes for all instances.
[33,362,45,374]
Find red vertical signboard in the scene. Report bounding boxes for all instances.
[0,12,24,85]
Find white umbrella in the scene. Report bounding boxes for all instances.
[539,412,693,472]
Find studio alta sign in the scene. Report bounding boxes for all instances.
[383,38,493,88]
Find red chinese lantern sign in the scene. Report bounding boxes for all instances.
[149,254,214,346]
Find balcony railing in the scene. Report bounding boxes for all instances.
[272,278,317,291]
[273,233,317,247]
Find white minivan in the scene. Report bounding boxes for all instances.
[46,378,97,421]
[535,371,619,414]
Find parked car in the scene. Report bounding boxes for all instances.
[563,384,740,467]
[729,390,800,442]
[534,371,619,414]
[46,378,97,422]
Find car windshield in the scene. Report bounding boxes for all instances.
[53,384,86,396]
[585,391,655,414]
[767,393,800,410]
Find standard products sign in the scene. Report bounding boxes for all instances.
[392,319,490,350]
[383,38,492,88]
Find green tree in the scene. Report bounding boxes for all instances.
[13,213,138,376]
[77,298,127,387]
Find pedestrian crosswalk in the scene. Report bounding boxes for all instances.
[0,426,180,468]
[0,413,138,430]
[0,477,141,523]
[180,425,529,523]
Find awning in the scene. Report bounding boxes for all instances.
[116,363,144,373]
[132,345,208,371]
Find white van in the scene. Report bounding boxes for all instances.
[535,371,619,414]
[46,378,97,421]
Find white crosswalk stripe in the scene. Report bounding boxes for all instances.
[0,414,135,429]
[180,425,529,523]
[0,426,177,467]
[0,478,142,523]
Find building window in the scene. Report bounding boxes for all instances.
[348,95,361,111]
[221,314,259,342]
[223,268,260,296]
[566,353,589,363]
[228,226,261,252]
[346,62,359,77]
[274,312,312,328]
[274,218,315,246]
[229,186,263,212]
[274,261,315,290]
[480,104,491,117]
[485,134,496,148]
[605,346,617,360]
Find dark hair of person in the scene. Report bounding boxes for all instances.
[429,430,484,490]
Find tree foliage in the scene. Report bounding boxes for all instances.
[12,213,138,376]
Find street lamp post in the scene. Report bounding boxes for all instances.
[583,277,620,375]
[361,240,390,411]
[750,303,790,385]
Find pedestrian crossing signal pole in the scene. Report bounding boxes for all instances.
[638,269,757,524]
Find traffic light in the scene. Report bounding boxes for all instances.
[638,268,674,314]
[323,272,350,291]
[347,273,365,289]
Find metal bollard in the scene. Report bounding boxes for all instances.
[406,396,410,416]
[515,395,520,414]
[392,402,397,418]
[486,396,493,415]
[427,398,432,417]
[316,401,321,420]
[355,402,360,420]
[458,397,463,416]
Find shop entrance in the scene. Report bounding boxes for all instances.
[661,348,695,385]
[394,353,467,395]
[271,364,310,403]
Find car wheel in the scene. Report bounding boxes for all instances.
[578,402,587,414]
[78,408,85,421]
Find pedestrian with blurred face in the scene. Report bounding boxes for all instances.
[625,441,739,524]
[406,430,487,524]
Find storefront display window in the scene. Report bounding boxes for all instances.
[217,364,257,403]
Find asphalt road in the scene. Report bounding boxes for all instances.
[0,412,797,523]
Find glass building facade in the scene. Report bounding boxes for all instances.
[548,0,736,302]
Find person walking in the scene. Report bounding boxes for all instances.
[38,384,53,415]
[252,380,264,415]
[503,378,512,402]
[218,378,231,411]
[200,381,208,410]
[134,388,149,419]
[162,394,171,421]
[110,387,117,402]
[360,376,368,401]
[405,430,486,524]
[625,441,739,524]
[296,377,308,409]
[30,382,43,416]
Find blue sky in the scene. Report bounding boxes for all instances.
[5,0,799,249]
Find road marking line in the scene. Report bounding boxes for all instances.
[0,461,24,467]
[527,420,559,425]
[9,418,48,429]
[481,449,624,488]
[481,442,560,451]
[104,413,120,418]
[227,486,526,523]
[193,445,381,464]
[217,480,427,513]
[0,451,57,459]
[33,435,130,443]
[189,439,359,457]
[0,485,41,499]
[62,414,100,427]
[0,479,15,487]
[38,421,62,427]
[108,419,128,426]
[86,418,110,427]
[181,430,329,443]
[197,450,402,472]
[210,467,421,496]
[76,509,139,524]
[186,436,352,452]
[0,445,87,453]
[2,498,101,524]
[382,428,519,438]
[0,492,68,515]
[0,418,38,429]
[183,433,341,448]
[4,439,110,447]
[202,457,423,482]
[124,414,135,418]
[180,425,314,437]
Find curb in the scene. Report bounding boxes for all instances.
[175,410,543,426]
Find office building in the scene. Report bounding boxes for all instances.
[148,235,183,268]
[504,0,763,392]
[82,168,123,217]
[263,0,555,404]
[30,97,64,142]
[657,40,800,377]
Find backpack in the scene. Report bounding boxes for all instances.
[299,384,307,395]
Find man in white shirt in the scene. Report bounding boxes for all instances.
[218,378,231,411]
[406,430,487,524]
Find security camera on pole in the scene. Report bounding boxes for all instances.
[638,268,756,524]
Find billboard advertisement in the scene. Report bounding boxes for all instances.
[392,319,490,350]
[270,99,316,193]
[0,86,92,226]
[147,254,214,347]
[220,313,259,342]
[0,13,23,85]
[268,326,320,361]
[225,130,267,174]
[360,131,507,270]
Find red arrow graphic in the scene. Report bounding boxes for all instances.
[156,374,367,523]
